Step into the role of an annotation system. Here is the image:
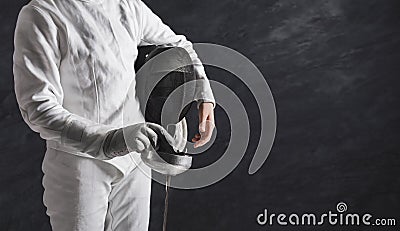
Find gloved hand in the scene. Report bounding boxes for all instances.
[102,123,183,159]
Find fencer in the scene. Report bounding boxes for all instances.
[13,0,215,230]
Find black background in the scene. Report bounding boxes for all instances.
[1,0,400,230]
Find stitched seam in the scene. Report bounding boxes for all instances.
[91,57,101,123]
[108,194,116,231]
[100,3,128,71]
[139,0,144,43]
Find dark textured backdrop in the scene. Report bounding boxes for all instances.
[1,0,400,231]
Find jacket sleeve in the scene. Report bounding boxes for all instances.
[13,6,112,159]
[137,0,215,107]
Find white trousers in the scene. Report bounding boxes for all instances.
[42,148,152,231]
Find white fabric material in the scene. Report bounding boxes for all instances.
[13,0,215,173]
[42,148,152,231]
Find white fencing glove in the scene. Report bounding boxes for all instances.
[102,123,182,159]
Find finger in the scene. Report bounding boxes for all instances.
[142,126,158,147]
[135,134,151,152]
[201,120,214,138]
[194,140,206,148]
[194,137,209,148]
[146,123,176,146]
[145,122,164,132]
[133,138,146,152]
[192,137,200,142]
[194,132,211,147]
[194,122,214,148]
[192,134,201,142]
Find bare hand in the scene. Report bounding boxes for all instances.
[192,102,215,148]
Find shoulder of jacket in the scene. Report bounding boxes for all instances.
[25,0,58,16]
[19,0,64,26]
[126,0,145,8]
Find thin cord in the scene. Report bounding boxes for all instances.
[162,175,171,231]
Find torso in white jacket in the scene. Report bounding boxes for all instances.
[13,0,214,174]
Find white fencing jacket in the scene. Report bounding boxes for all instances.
[13,0,215,173]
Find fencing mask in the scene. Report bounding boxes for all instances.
[136,46,197,175]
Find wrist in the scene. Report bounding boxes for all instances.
[102,129,129,159]
[196,99,215,109]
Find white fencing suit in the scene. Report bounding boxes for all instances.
[13,0,215,230]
